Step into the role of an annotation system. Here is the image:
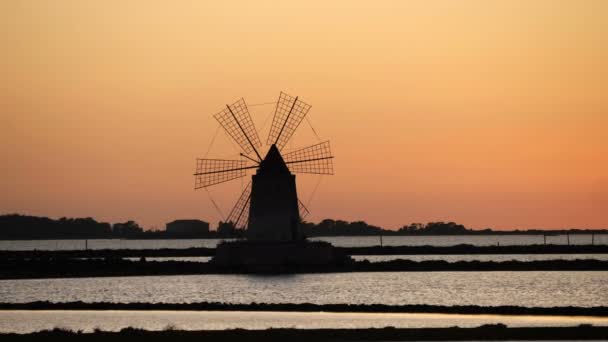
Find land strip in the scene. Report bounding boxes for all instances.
[2,244,608,259]
[1,325,607,341]
[2,259,608,279]
[1,301,608,316]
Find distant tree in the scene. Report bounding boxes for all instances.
[317,219,336,230]
[0,214,112,239]
[422,222,468,235]
[112,221,143,237]
[349,221,382,235]
[335,220,349,230]
[298,220,315,237]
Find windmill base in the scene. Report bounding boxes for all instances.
[212,240,351,272]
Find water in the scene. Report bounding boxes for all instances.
[0,310,606,333]
[124,256,212,262]
[311,234,607,247]
[1,272,606,307]
[353,254,608,263]
[0,239,232,251]
[0,234,605,251]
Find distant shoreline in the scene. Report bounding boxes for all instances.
[2,325,607,341]
[3,213,607,240]
[2,259,608,279]
[2,301,608,317]
[3,244,608,257]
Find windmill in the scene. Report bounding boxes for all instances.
[194,92,334,241]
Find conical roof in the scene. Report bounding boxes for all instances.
[257,144,290,175]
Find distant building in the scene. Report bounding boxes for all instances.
[165,219,209,236]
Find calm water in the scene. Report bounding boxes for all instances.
[353,254,608,262]
[0,310,606,333]
[124,256,213,262]
[0,234,605,251]
[1,272,607,307]
[311,235,607,247]
[0,239,232,251]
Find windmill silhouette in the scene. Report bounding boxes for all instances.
[194,92,334,241]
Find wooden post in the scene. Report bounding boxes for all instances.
[85,239,88,251]
[380,235,383,247]
[543,234,546,245]
[567,233,570,246]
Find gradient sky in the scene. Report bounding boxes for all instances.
[1,1,607,230]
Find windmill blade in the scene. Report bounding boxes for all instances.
[267,92,312,149]
[214,98,263,160]
[226,181,252,229]
[283,141,334,175]
[194,159,257,189]
[298,199,310,220]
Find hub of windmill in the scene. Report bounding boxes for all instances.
[195,92,351,272]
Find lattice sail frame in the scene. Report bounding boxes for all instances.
[195,159,249,189]
[197,93,333,225]
[225,181,252,229]
[298,199,310,220]
[267,92,312,150]
[214,98,262,156]
[283,141,334,175]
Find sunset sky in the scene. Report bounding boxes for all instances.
[1,1,607,230]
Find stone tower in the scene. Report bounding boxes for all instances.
[247,144,300,241]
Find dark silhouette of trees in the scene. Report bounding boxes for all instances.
[301,219,383,236]
[112,221,143,238]
[2,214,607,240]
[0,214,242,239]
[0,214,111,239]
[397,221,468,235]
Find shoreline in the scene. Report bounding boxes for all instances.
[1,325,607,341]
[2,259,608,279]
[1,302,608,317]
[2,244,608,258]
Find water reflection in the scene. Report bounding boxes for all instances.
[1,272,606,307]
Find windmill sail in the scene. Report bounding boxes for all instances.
[214,98,262,158]
[283,141,334,175]
[298,199,310,220]
[225,181,252,229]
[196,92,334,230]
[267,92,312,149]
[194,159,255,189]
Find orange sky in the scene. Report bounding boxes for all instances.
[1,0,607,230]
